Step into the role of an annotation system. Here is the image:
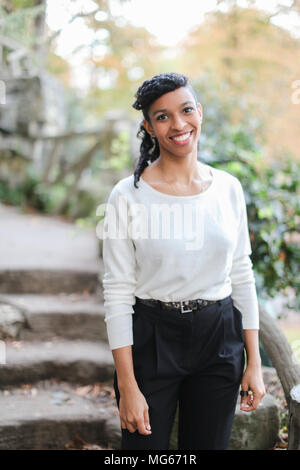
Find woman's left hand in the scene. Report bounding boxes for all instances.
[240,363,266,412]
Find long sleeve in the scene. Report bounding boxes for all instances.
[229,180,260,330]
[101,186,137,350]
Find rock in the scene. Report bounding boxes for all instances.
[0,300,26,339]
[228,393,280,450]
[0,74,66,138]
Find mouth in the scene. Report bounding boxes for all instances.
[169,130,193,146]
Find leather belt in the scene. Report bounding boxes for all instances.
[135,297,218,314]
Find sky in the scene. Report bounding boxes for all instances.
[45,0,300,90]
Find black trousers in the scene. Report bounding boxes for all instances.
[113,295,245,450]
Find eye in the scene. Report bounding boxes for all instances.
[156,113,167,121]
[183,106,194,113]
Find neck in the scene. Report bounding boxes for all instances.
[152,154,209,185]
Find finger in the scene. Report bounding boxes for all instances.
[127,422,138,434]
[120,418,127,429]
[241,392,256,412]
[144,408,152,433]
[240,388,251,411]
[251,392,263,410]
[243,401,255,412]
[136,417,151,435]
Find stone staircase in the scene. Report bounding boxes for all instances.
[0,203,120,450]
[0,203,282,450]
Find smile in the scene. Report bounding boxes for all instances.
[170,130,193,145]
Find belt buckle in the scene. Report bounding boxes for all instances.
[180,301,193,314]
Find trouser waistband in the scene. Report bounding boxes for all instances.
[135,295,232,315]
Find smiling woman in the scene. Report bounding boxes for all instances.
[101,72,265,451]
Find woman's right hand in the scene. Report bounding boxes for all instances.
[119,386,152,435]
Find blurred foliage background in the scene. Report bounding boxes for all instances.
[0,0,299,323]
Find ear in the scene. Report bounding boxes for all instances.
[197,102,203,121]
[143,119,155,137]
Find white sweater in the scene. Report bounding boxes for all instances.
[101,165,260,350]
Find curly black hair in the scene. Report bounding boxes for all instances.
[132,72,199,188]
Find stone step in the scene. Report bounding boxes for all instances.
[0,380,121,450]
[0,293,107,342]
[0,367,281,450]
[0,338,114,386]
[0,269,102,294]
[0,202,104,295]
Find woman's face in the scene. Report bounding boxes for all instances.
[143,86,202,158]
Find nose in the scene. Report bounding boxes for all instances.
[170,113,187,131]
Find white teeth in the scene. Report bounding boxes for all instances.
[172,131,191,142]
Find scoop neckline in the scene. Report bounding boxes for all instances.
[138,165,217,199]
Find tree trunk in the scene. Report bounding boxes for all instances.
[259,305,300,449]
